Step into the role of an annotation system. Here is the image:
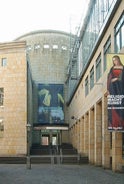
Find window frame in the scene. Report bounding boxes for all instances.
[0,88,4,106]
[114,12,124,53]
[103,36,111,71]
[96,54,102,82]
[85,76,89,96]
[1,58,7,67]
[90,66,94,90]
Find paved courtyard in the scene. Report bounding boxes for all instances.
[0,164,124,184]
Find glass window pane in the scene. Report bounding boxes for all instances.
[1,58,7,67]
[104,37,111,71]
[96,55,101,81]
[90,67,94,90]
[115,33,120,53]
[0,88,4,106]
[85,77,89,96]
[121,26,124,48]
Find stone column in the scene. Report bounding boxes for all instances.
[102,95,111,169]
[79,120,82,154]
[84,113,89,156]
[112,132,122,172]
[81,117,84,154]
[89,107,95,164]
[75,122,77,150]
[72,126,74,147]
[77,121,80,152]
[94,102,102,166]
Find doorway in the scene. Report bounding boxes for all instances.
[41,135,50,145]
[52,135,57,145]
[41,130,61,146]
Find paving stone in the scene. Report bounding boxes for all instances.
[0,164,124,184]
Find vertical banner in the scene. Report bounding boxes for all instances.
[38,84,64,124]
[107,54,124,131]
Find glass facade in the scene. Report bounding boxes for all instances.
[90,66,94,90]
[115,12,124,52]
[103,36,111,71]
[85,77,89,96]
[78,0,118,74]
[96,54,101,82]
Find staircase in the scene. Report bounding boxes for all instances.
[30,143,89,165]
[0,156,26,164]
[0,144,89,164]
[59,143,79,164]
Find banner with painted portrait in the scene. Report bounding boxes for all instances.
[38,84,64,124]
[107,54,124,131]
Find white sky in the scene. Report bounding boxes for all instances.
[0,0,89,42]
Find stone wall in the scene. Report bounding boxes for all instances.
[0,41,27,156]
[68,1,124,172]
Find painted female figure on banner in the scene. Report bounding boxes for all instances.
[107,55,124,130]
[38,84,64,124]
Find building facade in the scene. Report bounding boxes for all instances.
[16,30,72,147]
[0,0,123,173]
[67,0,124,172]
[0,41,27,156]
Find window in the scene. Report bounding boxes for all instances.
[90,66,94,90]
[0,119,4,138]
[104,37,111,71]
[96,54,101,82]
[43,44,50,49]
[114,13,124,53]
[34,44,40,50]
[52,44,58,50]
[1,58,7,67]
[61,45,67,51]
[26,45,32,52]
[85,76,89,96]
[0,88,4,106]
[80,0,117,72]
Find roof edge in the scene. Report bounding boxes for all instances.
[15,29,74,40]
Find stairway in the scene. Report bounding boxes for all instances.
[0,156,26,164]
[0,144,89,164]
[59,143,79,164]
[30,143,89,164]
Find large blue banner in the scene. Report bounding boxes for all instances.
[38,84,64,124]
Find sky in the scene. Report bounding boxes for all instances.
[0,0,90,42]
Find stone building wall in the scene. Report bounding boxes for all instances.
[68,0,124,172]
[16,30,72,125]
[0,41,27,156]
[16,30,73,144]
[16,30,70,84]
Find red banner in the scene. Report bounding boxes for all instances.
[107,54,124,131]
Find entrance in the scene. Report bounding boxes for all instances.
[41,135,49,145]
[41,130,62,147]
[52,135,57,145]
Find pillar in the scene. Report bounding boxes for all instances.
[102,95,111,169]
[89,107,95,164]
[94,102,102,166]
[81,117,84,154]
[84,113,89,156]
[112,132,122,172]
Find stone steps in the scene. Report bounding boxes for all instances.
[0,144,89,165]
[0,155,89,165]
